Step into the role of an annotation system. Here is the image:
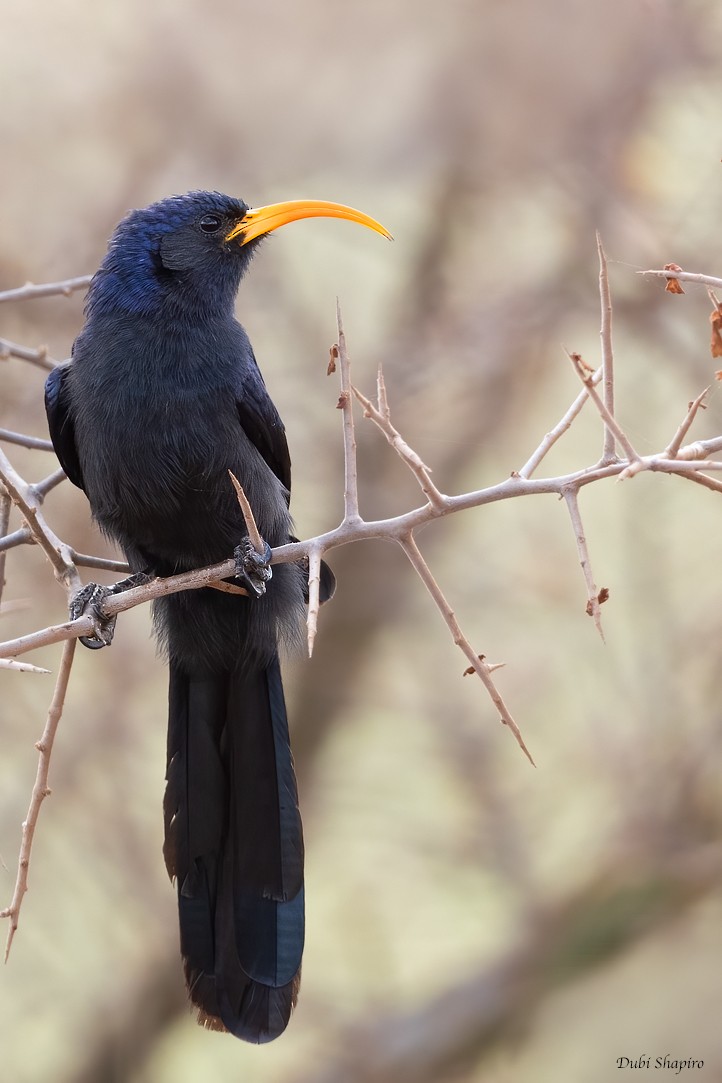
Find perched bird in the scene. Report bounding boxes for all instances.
[44,191,391,1042]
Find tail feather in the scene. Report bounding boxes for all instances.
[164,654,304,1042]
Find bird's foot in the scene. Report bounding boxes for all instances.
[234,538,273,598]
[70,571,153,649]
[70,584,117,649]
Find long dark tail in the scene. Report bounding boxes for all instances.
[163,653,304,1043]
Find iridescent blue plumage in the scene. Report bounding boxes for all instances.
[85,191,254,319]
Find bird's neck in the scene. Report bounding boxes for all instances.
[85,256,240,324]
[73,304,251,395]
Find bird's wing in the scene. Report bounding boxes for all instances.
[44,362,86,491]
[235,366,292,496]
[236,363,337,602]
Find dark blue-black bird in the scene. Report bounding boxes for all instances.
[44,191,390,1042]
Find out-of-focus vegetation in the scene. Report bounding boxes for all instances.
[2,2,722,1080]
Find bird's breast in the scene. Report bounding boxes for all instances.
[70,315,290,569]
[78,383,287,569]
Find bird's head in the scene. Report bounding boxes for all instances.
[86,190,391,320]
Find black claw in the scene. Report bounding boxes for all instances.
[234,538,273,598]
[79,633,111,651]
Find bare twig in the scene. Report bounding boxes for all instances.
[0,527,32,554]
[517,367,602,479]
[0,658,50,674]
[597,234,616,463]
[69,550,130,574]
[0,559,241,658]
[566,350,640,465]
[227,470,264,555]
[0,599,30,617]
[0,428,55,452]
[675,435,722,460]
[335,301,361,523]
[620,456,722,482]
[0,490,10,610]
[639,268,722,289]
[398,532,535,766]
[563,487,605,639]
[0,446,80,594]
[675,471,722,495]
[306,547,322,657]
[0,274,92,304]
[32,469,67,498]
[1,637,76,959]
[353,367,446,510]
[665,388,710,458]
[0,338,57,372]
[208,580,249,597]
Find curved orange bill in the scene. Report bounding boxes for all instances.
[225,199,393,246]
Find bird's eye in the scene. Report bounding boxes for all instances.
[199,214,222,234]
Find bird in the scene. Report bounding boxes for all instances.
[44,190,391,1043]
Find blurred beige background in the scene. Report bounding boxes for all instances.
[2,1,722,1081]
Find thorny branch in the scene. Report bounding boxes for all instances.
[398,532,534,766]
[566,349,640,465]
[563,487,605,640]
[228,470,264,556]
[0,489,10,610]
[3,252,722,950]
[0,446,80,594]
[352,368,445,511]
[334,299,361,523]
[665,388,710,459]
[517,366,603,479]
[0,637,76,958]
[597,233,616,464]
